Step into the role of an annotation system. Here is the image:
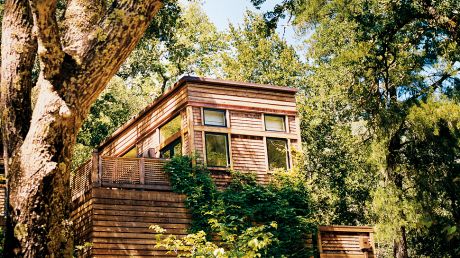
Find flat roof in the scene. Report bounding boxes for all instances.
[97,76,298,150]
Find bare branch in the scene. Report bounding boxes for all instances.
[62,0,106,62]
[75,0,163,109]
[28,0,65,79]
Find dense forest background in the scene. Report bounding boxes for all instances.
[72,0,460,256]
[1,0,459,257]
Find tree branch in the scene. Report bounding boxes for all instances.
[1,0,37,157]
[28,0,65,79]
[75,0,163,110]
[62,0,106,63]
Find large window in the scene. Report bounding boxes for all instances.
[266,138,288,170]
[205,133,229,167]
[203,108,226,127]
[160,115,181,142]
[264,115,285,132]
[160,138,182,159]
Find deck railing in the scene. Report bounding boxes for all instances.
[71,154,170,201]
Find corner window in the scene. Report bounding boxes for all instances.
[267,138,288,170]
[205,133,229,167]
[264,115,285,132]
[160,115,181,142]
[160,138,182,159]
[204,108,226,127]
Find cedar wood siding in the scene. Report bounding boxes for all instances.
[99,85,189,157]
[71,188,190,258]
[97,77,299,183]
[185,81,298,184]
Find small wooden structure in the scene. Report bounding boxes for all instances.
[318,225,375,258]
[70,77,301,257]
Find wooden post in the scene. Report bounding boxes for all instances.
[139,158,145,185]
[98,155,103,185]
[91,150,100,187]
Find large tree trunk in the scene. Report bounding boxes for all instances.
[1,0,163,256]
[1,0,37,255]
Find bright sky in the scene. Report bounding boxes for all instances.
[196,0,302,46]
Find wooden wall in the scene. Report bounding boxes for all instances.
[99,86,188,157]
[96,78,300,185]
[187,82,299,184]
[72,188,190,258]
[318,226,375,258]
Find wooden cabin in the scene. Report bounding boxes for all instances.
[70,76,301,257]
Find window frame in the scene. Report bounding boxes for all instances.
[266,137,290,171]
[203,108,227,127]
[160,137,182,159]
[205,132,230,167]
[264,114,286,132]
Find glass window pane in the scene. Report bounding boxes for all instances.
[160,116,181,142]
[160,138,182,158]
[204,109,226,126]
[267,138,288,170]
[174,141,182,157]
[205,133,228,167]
[265,115,285,131]
[123,147,137,158]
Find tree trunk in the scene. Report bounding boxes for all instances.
[393,226,409,258]
[1,0,37,255]
[387,129,409,258]
[8,75,83,257]
[1,0,163,256]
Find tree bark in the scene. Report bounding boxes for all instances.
[1,0,37,255]
[1,0,163,256]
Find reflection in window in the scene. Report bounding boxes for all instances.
[123,147,138,158]
[264,115,285,132]
[160,115,181,142]
[204,109,226,127]
[160,138,182,159]
[205,133,229,167]
[267,138,288,170]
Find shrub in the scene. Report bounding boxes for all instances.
[163,156,317,257]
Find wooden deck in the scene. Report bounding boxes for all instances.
[71,155,170,201]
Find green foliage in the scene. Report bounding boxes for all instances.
[163,156,316,257]
[119,1,224,92]
[151,221,277,258]
[252,0,460,256]
[72,76,158,168]
[221,11,305,88]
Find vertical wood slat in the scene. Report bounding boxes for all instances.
[99,156,169,187]
[139,158,145,185]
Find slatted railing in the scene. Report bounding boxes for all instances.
[71,159,93,201]
[100,156,170,189]
[71,156,170,200]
